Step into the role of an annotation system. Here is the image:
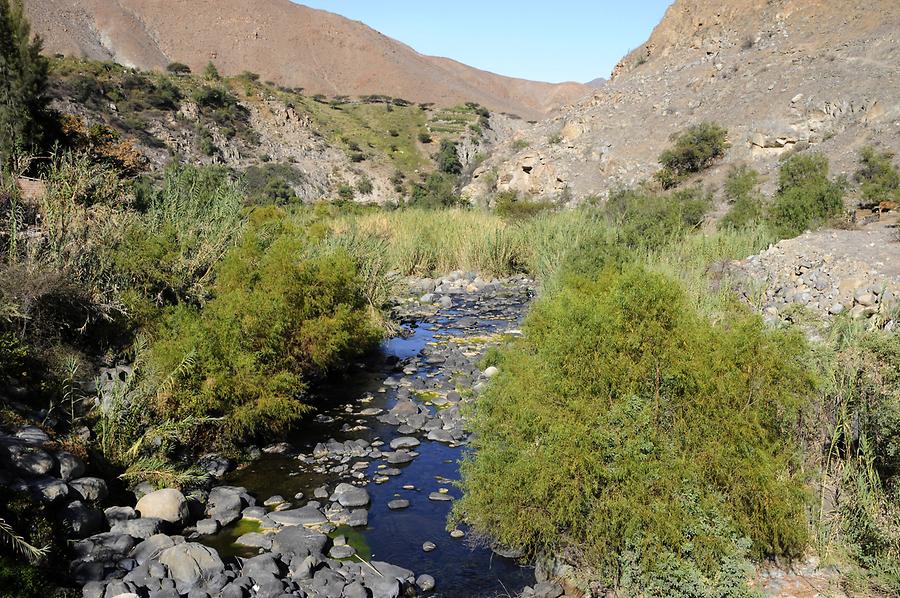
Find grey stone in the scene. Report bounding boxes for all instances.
[29,476,69,503]
[428,492,452,502]
[158,542,224,590]
[328,544,355,559]
[104,506,137,526]
[422,541,436,552]
[331,483,370,507]
[69,477,109,502]
[131,534,176,565]
[6,444,55,476]
[57,451,86,481]
[387,499,410,510]
[235,531,272,549]
[272,526,329,557]
[343,581,368,598]
[197,454,233,479]
[268,505,328,527]
[135,488,188,524]
[534,581,564,598]
[347,508,368,527]
[14,426,50,445]
[416,574,436,592]
[206,486,252,526]
[112,517,164,540]
[388,437,420,450]
[195,518,219,535]
[61,500,105,538]
[241,553,281,578]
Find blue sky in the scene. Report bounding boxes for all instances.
[294,1,673,83]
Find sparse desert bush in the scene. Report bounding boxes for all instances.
[166,62,191,75]
[657,123,729,189]
[417,131,433,144]
[356,176,374,196]
[456,264,813,595]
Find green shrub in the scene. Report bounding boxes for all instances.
[203,61,221,81]
[657,123,729,188]
[338,184,355,201]
[242,163,303,205]
[435,139,462,175]
[768,153,845,237]
[720,165,763,229]
[456,265,813,594]
[409,172,459,208]
[166,62,191,75]
[855,146,900,204]
[149,212,381,445]
[417,132,433,144]
[494,190,553,220]
[605,186,711,249]
[356,177,374,196]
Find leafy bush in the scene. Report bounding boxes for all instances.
[242,163,303,205]
[456,265,813,594]
[657,123,729,189]
[720,165,763,229]
[417,132,433,144]
[203,61,220,81]
[768,153,845,237]
[409,172,459,208]
[148,212,381,445]
[605,186,711,249]
[855,146,900,204]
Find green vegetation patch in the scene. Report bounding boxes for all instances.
[455,264,814,595]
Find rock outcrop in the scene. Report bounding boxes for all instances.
[465,0,900,203]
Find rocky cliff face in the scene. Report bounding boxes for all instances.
[464,0,900,203]
[24,0,590,120]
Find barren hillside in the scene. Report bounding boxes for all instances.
[464,0,900,202]
[24,0,590,120]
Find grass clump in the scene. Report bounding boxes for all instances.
[455,264,814,595]
[768,153,845,238]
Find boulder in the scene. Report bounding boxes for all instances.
[135,489,189,525]
[61,500,105,538]
[130,534,176,565]
[157,543,224,591]
[112,517,164,540]
[268,505,327,527]
[331,483,370,508]
[14,426,50,445]
[105,506,137,526]
[69,477,109,502]
[28,476,69,503]
[6,444,55,476]
[206,486,250,526]
[57,451,86,481]
[271,525,328,557]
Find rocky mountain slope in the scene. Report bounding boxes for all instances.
[25,0,589,120]
[464,0,900,202]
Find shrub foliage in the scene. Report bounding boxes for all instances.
[456,265,814,594]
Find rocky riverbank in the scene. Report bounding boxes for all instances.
[1,272,547,598]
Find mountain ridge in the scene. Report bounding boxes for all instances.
[24,0,591,120]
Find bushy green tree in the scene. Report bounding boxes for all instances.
[409,171,459,208]
[0,0,50,164]
[456,265,814,595]
[769,153,845,237]
[435,139,462,175]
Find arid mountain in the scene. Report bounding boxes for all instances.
[464,0,900,202]
[24,0,590,120]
